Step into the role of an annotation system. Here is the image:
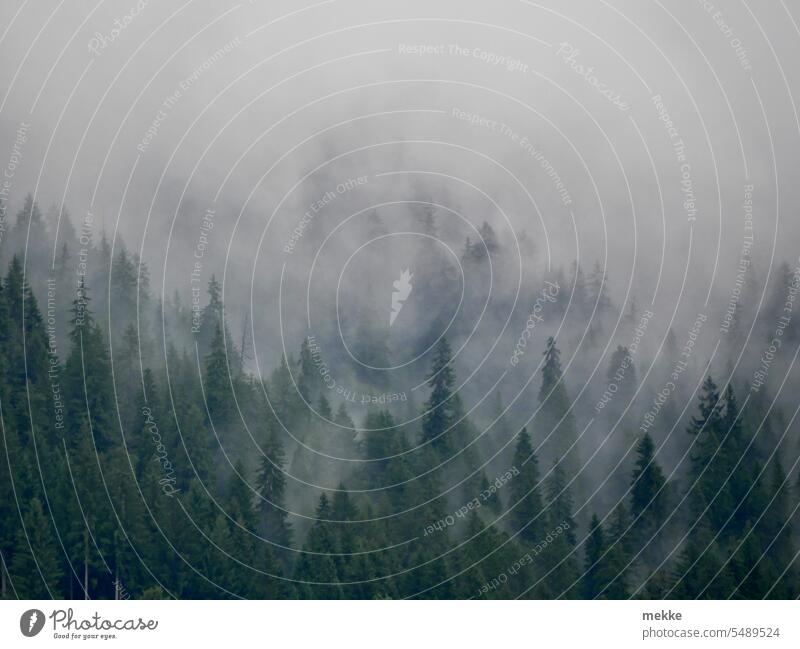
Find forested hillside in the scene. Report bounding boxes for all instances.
[1,195,798,599]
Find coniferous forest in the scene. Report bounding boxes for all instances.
[5,24,800,649]
[0,194,798,600]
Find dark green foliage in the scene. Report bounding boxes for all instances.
[0,234,798,602]
[539,459,580,598]
[421,337,458,454]
[508,428,544,543]
[537,338,579,477]
[630,433,667,547]
[10,498,64,598]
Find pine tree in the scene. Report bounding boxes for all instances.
[269,355,302,427]
[630,433,667,546]
[671,517,734,599]
[602,504,631,598]
[469,221,498,259]
[589,260,612,318]
[568,262,591,318]
[62,277,115,452]
[509,428,544,543]
[720,384,755,537]
[255,426,292,549]
[10,497,64,598]
[421,337,458,453]
[458,511,520,598]
[297,337,320,412]
[540,459,579,598]
[757,459,796,597]
[583,514,613,598]
[605,345,637,420]
[293,493,340,598]
[729,524,771,599]
[537,338,579,477]
[361,409,413,499]
[110,245,137,333]
[334,402,354,429]
[10,195,47,273]
[227,460,257,530]
[479,472,502,514]
[197,275,222,352]
[204,321,235,428]
[686,376,733,535]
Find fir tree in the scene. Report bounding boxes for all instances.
[509,428,544,543]
[537,338,579,477]
[293,493,340,599]
[421,337,458,453]
[10,498,64,598]
[630,433,667,546]
[540,459,579,598]
[583,514,613,598]
[686,376,734,536]
[255,426,292,549]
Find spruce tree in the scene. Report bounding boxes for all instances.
[757,459,796,597]
[421,337,457,454]
[720,384,755,537]
[10,497,64,598]
[62,278,115,452]
[204,321,235,429]
[509,428,544,543]
[603,504,631,598]
[630,433,667,546]
[583,514,613,598]
[537,338,579,477]
[605,345,637,421]
[255,426,292,549]
[671,518,734,599]
[686,376,733,536]
[293,493,340,599]
[540,459,579,598]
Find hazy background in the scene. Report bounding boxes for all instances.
[2,0,800,517]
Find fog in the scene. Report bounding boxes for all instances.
[1,0,800,592]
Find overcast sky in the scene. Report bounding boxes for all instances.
[1,0,799,330]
